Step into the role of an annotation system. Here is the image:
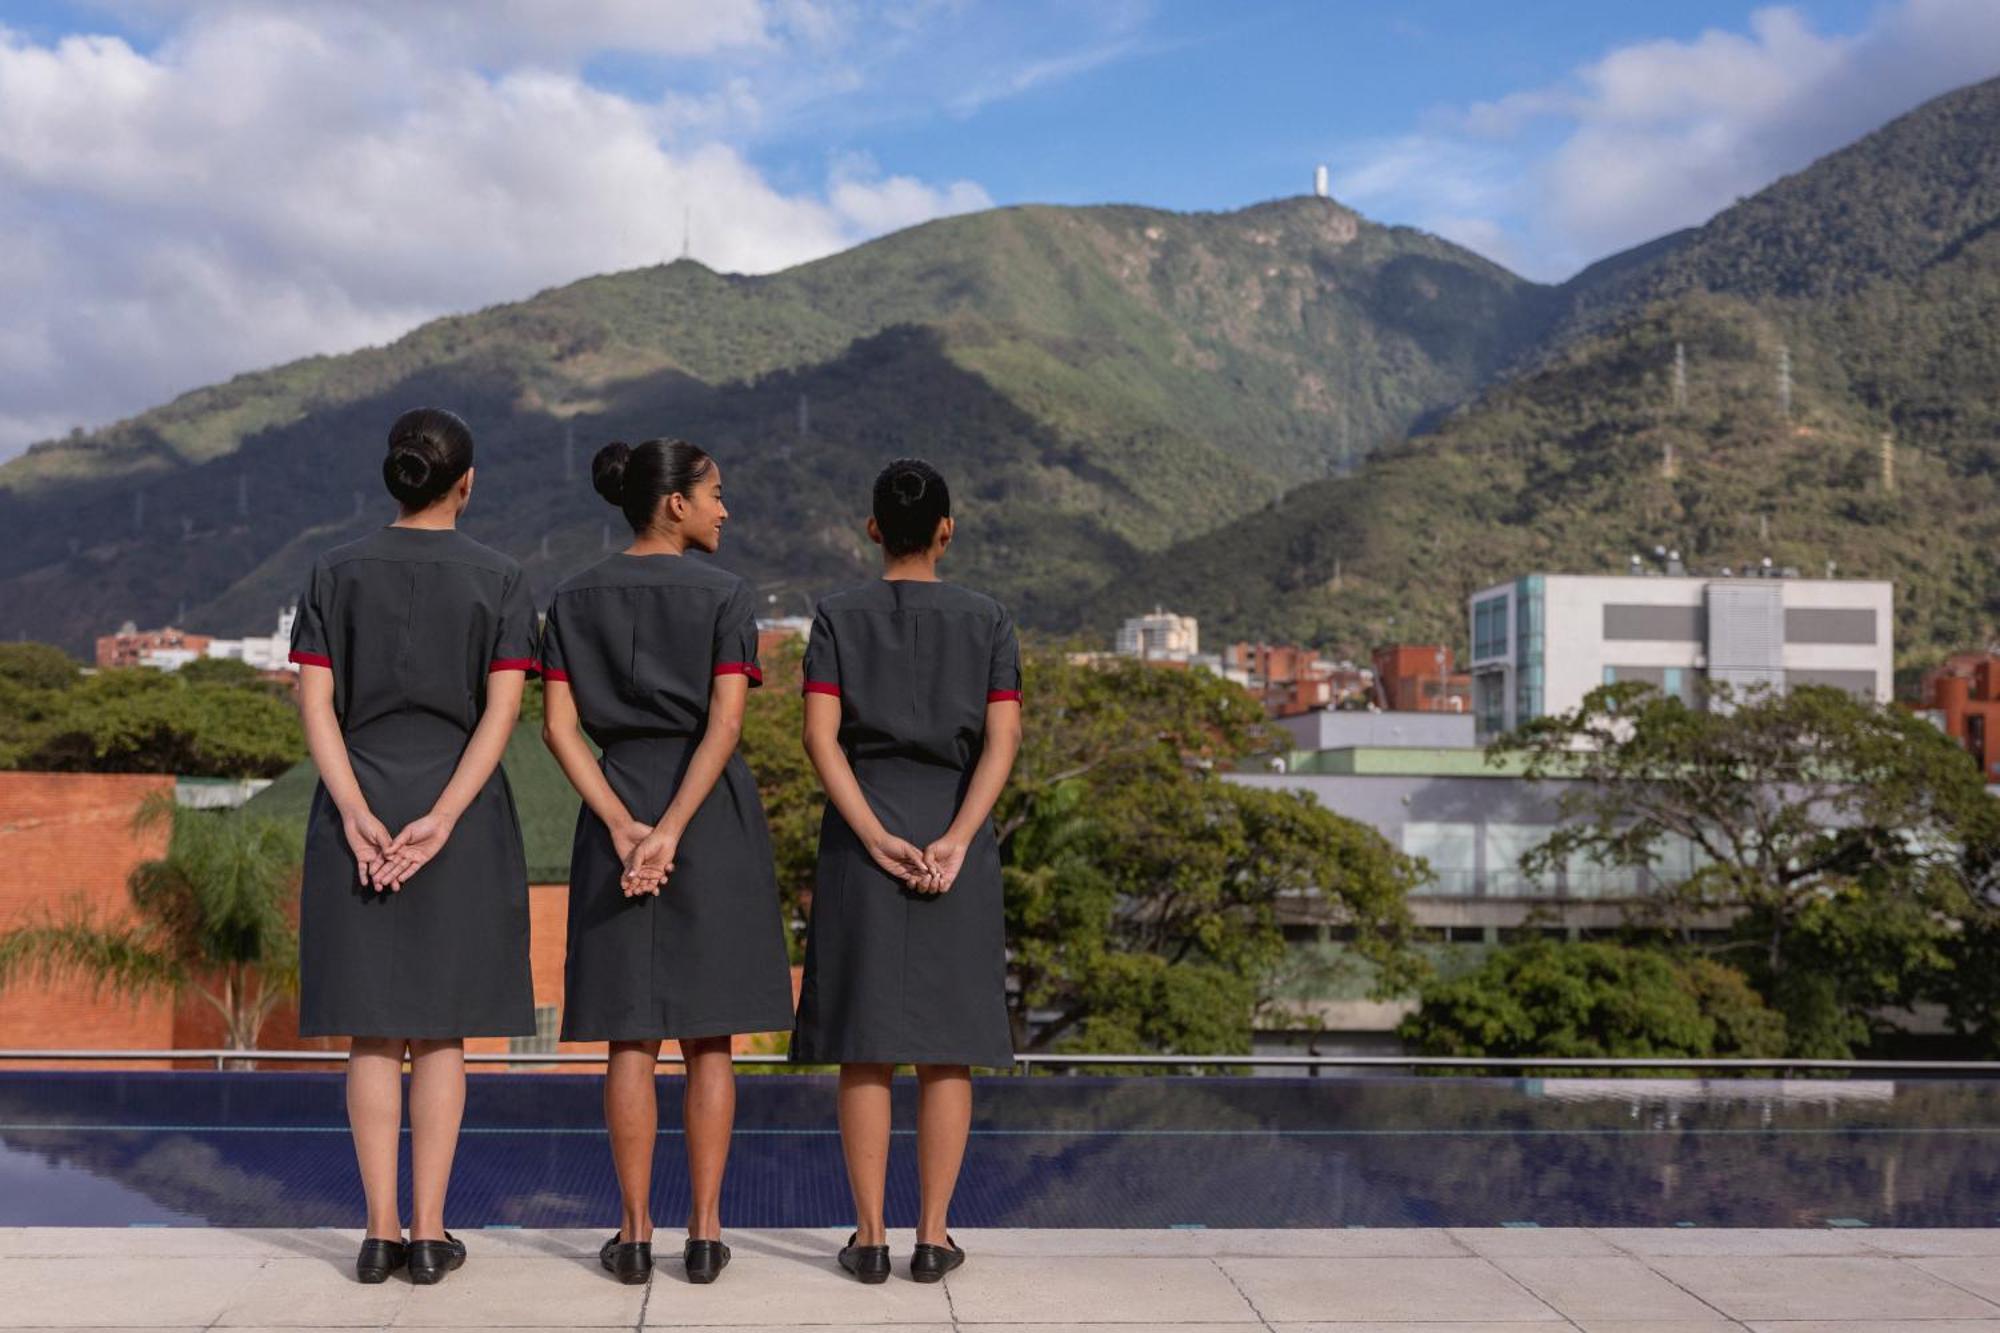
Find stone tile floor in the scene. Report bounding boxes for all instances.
[2,1228,1998,1330]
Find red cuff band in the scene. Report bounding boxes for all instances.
[714,661,764,683]
[987,689,1023,703]
[803,680,841,697]
[489,657,538,674]
[540,664,570,683]
[288,650,332,668]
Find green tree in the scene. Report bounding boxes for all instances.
[1399,939,1787,1063]
[0,796,301,1053]
[15,666,305,777]
[1493,681,1999,1056]
[0,641,81,690]
[737,636,819,959]
[999,651,1423,1056]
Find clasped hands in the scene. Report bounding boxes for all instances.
[342,808,457,892]
[867,831,968,895]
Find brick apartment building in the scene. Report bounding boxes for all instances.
[1920,653,2000,784]
[1371,644,1471,713]
[95,625,213,670]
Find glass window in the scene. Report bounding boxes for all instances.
[1473,596,1510,660]
[1484,823,1555,896]
[1403,821,1479,897]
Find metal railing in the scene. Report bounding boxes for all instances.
[1,1048,1999,1076]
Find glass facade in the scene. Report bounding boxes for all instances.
[1401,822,1479,897]
[1513,575,1544,722]
[1472,595,1509,660]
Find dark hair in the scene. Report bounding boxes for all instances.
[592,437,714,532]
[871,458,951,557]
[382,407,474,509]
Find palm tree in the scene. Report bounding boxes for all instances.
[0,793,300,1056]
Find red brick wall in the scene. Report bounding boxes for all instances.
[0,773,178,1066]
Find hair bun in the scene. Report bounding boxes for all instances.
[591,441,633,507]
[388,449,431,489]
[890,470,927,505]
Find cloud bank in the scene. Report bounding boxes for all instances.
[0,2,991,460]
[1332,0,2000,280]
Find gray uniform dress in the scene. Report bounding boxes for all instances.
[789,579,1021,1068]
[538,554,795,1042]
[289,525,538,1039]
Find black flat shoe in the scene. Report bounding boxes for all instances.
[600,1233,653,1285]
[683,1237,730,1284]
[355,1237,407,1285]
[407,1233,466,1286]
[910,1236,965,1283]
[838,1231,890,1284]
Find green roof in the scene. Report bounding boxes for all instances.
[244,728,581,883]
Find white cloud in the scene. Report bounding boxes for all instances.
[1331,0,2000,281]
[0,5,991,459]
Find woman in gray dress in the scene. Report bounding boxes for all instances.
[791,458,1023,1284]
[290,407,538,1286]
[538,438,794,1286]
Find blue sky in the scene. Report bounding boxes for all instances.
[0,0,1994,458]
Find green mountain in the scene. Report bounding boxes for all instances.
[0,199,1553,652]
[1086,76,2000,670]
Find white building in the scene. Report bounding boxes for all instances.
[1467,571,1894,737]
[204,606,299,672]
[1116,608,1199,661]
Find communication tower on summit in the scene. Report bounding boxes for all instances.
[1313,164,1329,198]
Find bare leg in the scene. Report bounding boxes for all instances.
[607,1041,662,1242]
[838,1063,894,1246]
[681,1037,735,1240]
[407,1039,465,1242]
[914,1065,971,1246]
[347,1038,406,1241]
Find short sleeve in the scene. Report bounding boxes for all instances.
[287,560,333,669]
[801,606,840,698]
[489,567,540,675]
[987,606,1022,704]
[536,595,569,683]
[711,581,763,688]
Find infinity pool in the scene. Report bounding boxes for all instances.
[3,1072,1996,1228]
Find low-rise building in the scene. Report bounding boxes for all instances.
[1371,644,1471,713]
[1117,608,1199,661]
[1919,652,2000,784]
[96,624,212,671]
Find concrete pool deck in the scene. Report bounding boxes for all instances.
[4,1228,2000,1330]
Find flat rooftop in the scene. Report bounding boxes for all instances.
[4,1225,1999,1328]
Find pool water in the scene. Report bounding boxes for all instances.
[3,1072,1996,1228]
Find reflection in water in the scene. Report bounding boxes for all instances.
[2,1072,1996,1227]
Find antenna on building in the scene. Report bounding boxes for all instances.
[1672,341,1687,412]
[1313,164,1329,198]
[1879,430,1895,493]
[1776,343,1792,422]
